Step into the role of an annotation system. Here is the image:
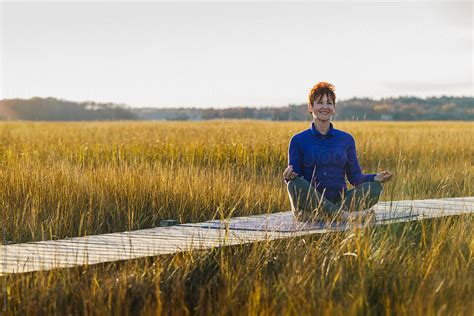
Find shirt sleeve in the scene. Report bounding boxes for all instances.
[284,134,304,184]
[345,134,376,186]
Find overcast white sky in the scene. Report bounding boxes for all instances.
[1,1,472,108]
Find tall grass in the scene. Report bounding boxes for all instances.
[1,120,473,315]
[3,217,473,315]
[1,120,472,243]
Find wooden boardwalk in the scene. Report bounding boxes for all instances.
[1,197,473,275]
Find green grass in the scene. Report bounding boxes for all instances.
[1,120,473,315]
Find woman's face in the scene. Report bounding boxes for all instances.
[309,93,335,121]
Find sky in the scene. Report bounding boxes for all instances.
[1,1,472,108]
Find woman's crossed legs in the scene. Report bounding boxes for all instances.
[286,177,383,221]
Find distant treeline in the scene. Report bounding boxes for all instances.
[0,97,138,121]
[1,96,472,121]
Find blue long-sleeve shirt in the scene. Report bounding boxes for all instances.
[285,121,376,202]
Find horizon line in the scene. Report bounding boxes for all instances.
[1,93,472,110]
[0,94,473,110]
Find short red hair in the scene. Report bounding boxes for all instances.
[308,81,336,107]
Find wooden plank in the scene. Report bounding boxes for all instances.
[1,229,286,274]
[380,200,472,208]
[1,233,263,262]
[1,197,472,275]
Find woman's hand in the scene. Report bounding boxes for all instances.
[374,170,393,183]
[283,165,299,181]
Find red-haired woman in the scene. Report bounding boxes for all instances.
[283,81,393,222]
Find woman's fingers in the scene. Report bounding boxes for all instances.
[283,165,298,180]
[375,170,393,183]
[283,165,292,179]
[382,171,393,182]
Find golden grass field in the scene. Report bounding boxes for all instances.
[1,120,473,315]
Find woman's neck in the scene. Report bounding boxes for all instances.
[313,118,331,135]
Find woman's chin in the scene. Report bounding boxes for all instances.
[314,115,331,122]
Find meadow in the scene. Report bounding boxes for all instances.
[1,120,473,315]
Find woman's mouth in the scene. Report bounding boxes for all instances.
[320,111,330,114]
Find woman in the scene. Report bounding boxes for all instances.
[283,81,393,222]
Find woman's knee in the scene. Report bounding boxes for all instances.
[370,181,383,195]
[359,180,382,192]
[355,181,383,201]
[286,176,310,191]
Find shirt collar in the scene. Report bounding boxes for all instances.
[310,121,335,136]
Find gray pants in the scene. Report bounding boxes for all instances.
[286,177,383,221]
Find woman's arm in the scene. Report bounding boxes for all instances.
[345,134,376,186]
[284,135,303,183]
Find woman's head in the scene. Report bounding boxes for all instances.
[308,81,336,121]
